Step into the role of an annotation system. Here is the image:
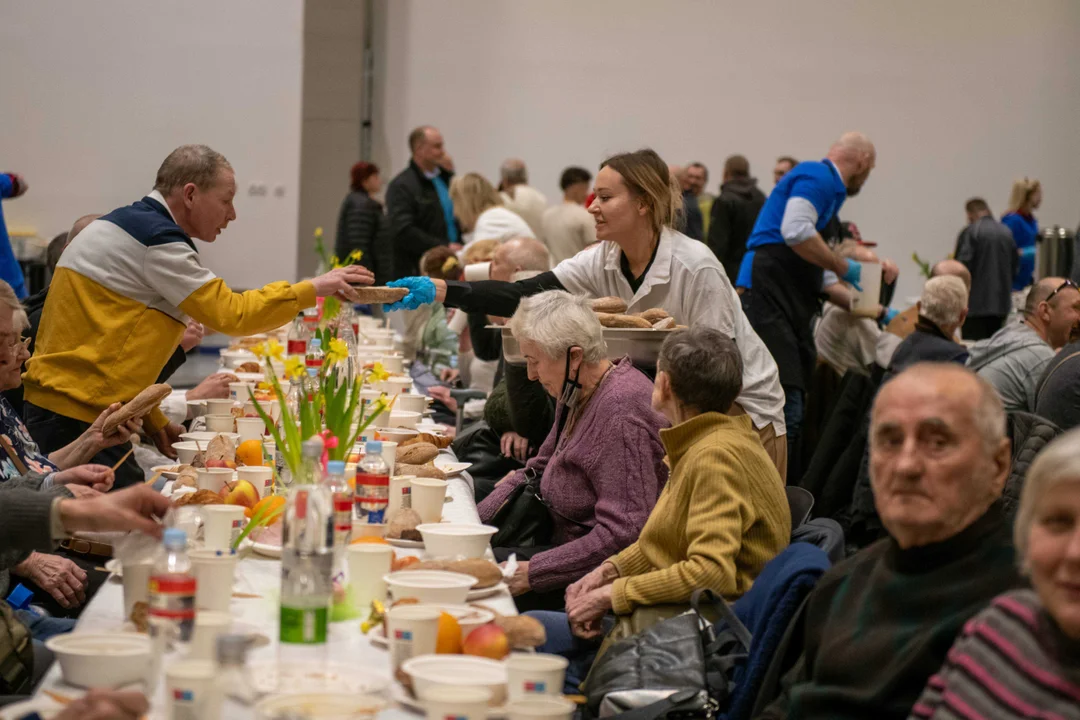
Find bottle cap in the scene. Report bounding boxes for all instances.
[326,460,346,474]
[163,528,187,547]
[310,338,322,348]
[365,441,383,453]
[302,437,325,458]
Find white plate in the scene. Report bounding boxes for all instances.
[0,697,63,719]
[249,661,389,696]
[434,460,472,476]
[179,431,241,444]
[392,683,506,719]
[151,464,182,480]
[467,582,508,601]
[251,540,282,558]
[387,537,425,549]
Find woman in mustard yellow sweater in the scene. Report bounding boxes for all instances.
[529,326,790,690]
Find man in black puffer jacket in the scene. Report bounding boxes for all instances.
[708,155,767,283]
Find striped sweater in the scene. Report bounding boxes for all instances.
[910,589,1080,720]
[610,412,790,614]
[23,191,315,432]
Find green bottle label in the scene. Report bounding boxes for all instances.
[279,605,328,644]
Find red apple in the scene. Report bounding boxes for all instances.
[222,479,259,509]
[463,624,509,660]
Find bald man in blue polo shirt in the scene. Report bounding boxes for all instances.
[737,132,876,473]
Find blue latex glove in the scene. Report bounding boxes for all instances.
[841,259,863,292]
[1020,246,1037,259]
[881,307,899,325]
[384,277,436,312]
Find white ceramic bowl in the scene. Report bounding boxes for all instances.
[415,603,495,641]
[379,377,414,395]
[403,654,508,706]
[45,632,151,688]
[389,411,421,429]
[173,441,201,465]
[383,570,477,605]
[416,523,498,560]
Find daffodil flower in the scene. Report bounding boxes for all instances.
[326,337,349,366]
[265,339,285,362]
[364,362,390,383]
[314,226,324,239]
[252,342,267,360]
[285,357,306,380]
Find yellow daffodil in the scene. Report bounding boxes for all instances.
[364,362,390,383]
[314,226,323,240]
[264,339,285,362]
[284,357,305,380]
[325,337,349,366]
[252,342,267,360]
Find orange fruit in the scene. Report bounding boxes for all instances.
[245,494,285,522]
[236,439,266,467]
[349,536,389,545]
[435,612,462,654]
[391,555,421,572]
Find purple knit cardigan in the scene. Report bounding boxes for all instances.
[477,358,669,592]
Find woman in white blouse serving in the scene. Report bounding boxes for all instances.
[389,149,788,477]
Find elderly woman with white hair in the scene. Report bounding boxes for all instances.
[910,426,1080,718]
[477,290,668,611]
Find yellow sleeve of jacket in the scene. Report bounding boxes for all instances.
[178,279,316,337]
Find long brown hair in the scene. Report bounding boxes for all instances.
[600,149,683,237]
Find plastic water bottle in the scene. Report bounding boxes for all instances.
[287,312,309,359]
[324,460,353,549]
[148,528,196,652]
[306,337,325,375]
[355,441,389,524]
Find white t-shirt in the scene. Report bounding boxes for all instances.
[463,207,536,247]
[553,227,786,434]
[500,185,548,240]
[542,202,597,265]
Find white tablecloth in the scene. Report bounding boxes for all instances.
[32,469,515,719]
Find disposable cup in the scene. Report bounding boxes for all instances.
[196,468,232,495]
[464,261,491,281]
[388,475,414,519]
[411,477,448,524]
[121,560,152,619]
[201,505,245,551]
[425,686,493,720]
[346,544,394,611]
[505,697,576,720]
[189,548,238,612]
[387,605,440,673]
[235,417,265,443]
[395,393,428,414]
[506,653,569,700]
[165,659,221,720]
[229,382,256,402]
[189,611,231,661]
[379,355,405,374]
[205,398,235,416]
[204,414,235,433]
[379,441,397,478]
[446,308,469,335]
[237,466,273,498]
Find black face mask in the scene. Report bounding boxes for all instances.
[555,346,583,442]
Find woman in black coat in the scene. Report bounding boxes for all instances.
[335,161,392,284]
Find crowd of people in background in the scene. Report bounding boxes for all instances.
[2,123,1080,719]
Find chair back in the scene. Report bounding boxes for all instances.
[785,486,814,530]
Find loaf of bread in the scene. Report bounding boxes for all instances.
[412,559,502,589]
[352,286,409,304]
[591,296,628,314]
[396,442,439,465]
[235,361,261,374]
[102,383,172,436]
[396,462,447,480]
[207,434,236,463]
[652,317,676,330]
[173,489,225,506]
[596,313,653,329]
[387,507,423,541]
[401,432,453,450]
[635,308,671,323]
[494,614,546,648]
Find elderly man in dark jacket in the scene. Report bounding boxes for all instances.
[384,126,459,279]
[955,197,1017,340]
[708,155,767,282]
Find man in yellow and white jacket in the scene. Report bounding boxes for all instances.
[24,145,372,488]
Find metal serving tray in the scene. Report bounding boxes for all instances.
[494,326,676,368]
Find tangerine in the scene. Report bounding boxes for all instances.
[435,612,462,654]
[391,555,421,571]
[236,439,266,467]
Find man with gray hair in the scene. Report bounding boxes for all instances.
[760,363,1021,720]
[499,159,547,241]
[23,144,372,488]
[883,275,970,381]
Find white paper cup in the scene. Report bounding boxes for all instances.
[388,475,414,519]
[378,377,414,395]
[237,466,273,499]
[464,261,491,281]
[195,468,232,496]
[379,355,405,374]
[352,521,386,539]
[235,417,265,443]
[204,414,235,433]
[446,308,470,335]
[386,605,440,673]
[200,505,245,551]
[506,653,569,700]
[189,548,238,612]
[379,441,398,478]
[206,398,235,416]
[121,560,152,619]
[411,477,448,524]
[346,544,394,611]
[506,696,576,720]
[229,382,255,401]
[165,659,221,720]
[395,393,428,414]
[189,610,231,661]
[425,686,493,720]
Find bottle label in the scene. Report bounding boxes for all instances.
[306,358,324,370]
[280,604,328,644]
[148,574,196,641]
[332,492,352,546]
[287,339,307,356]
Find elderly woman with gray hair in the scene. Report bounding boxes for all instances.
[910,426,1080,718]
[477,290,668,611]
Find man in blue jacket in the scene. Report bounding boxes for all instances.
[0,172,29,299]
[737,132,876,474]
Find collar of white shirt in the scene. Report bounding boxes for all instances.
[147,189,178,223]
[602,227,674,300]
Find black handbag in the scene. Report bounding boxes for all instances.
[488,466,556,549]
[586,590,752,719]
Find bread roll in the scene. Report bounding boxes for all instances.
[396,463,447,480]
[652,317,677,330]
[102,383,172,435]
[596,313,653,329]
[635,308,670,323]
[494,615,546,648]
[396,442,439,465]
[591,296,628,314]
[235,361,261,374]
[352,287,409,304]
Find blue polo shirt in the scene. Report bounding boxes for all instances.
[0,174,27,299]
[736,159,847,289]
